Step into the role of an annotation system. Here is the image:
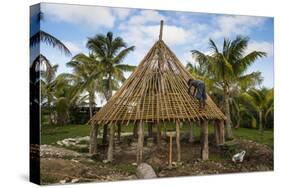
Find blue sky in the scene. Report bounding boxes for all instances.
[30,3,274,104]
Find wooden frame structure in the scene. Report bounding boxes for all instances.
[89,20,226,164]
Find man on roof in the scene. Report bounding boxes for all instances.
[187,78,207,110]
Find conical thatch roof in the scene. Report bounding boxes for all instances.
[90,25,225,126]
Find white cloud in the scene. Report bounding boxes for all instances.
[127,10,165,25]
[113,8,132,20]
[62,41,82,54]
[118,10,212,66]
[147,25,193,45]
[42,3,115,29]
[211,15,266,39]
[119,23,193,64]
[246,41,274,57]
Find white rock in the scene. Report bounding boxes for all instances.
[71,178,79,183]
[57,141,63,146]
[59,180,66,184]
[132,163,138,166]
[78,136,90,141]
[75,144,88,148]
[103,160,109,164]
[121,132,133,137]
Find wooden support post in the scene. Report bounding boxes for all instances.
[102,124,108,144]
[133,124,138,138]
[176,121,181,162]
[148,123,153,137]
[189,122,194,143]
[200,120,209,160]
[107,123,115,162]
[89,124,99,154]
[137,121,144,164]
[157,123,162,147]
[117,124,121,143]
[168,135,173,168]
[159,20,164,40]
[218,120,225,144]
[214,121,220,145]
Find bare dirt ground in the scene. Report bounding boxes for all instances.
[40,136,273,185]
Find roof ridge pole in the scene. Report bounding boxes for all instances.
[159,20,164,40]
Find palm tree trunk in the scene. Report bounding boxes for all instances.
[107,124,115,162]
[103,76,112,144]
[89,93,93,118]
[89,124,99,154]
[259,110,263,133]
[47,96,52,125]
[235,118,240,129]
[89,87,99,154]
[223,86,233,139]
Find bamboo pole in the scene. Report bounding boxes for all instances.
[176,121,181,162]
[201,120,209,160]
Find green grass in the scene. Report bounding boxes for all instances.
[41,123,273,148]
[41,124,90,145]
[112,163,137,174]
[233,128,273,148]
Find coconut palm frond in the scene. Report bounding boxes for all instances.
[30,30,71,56]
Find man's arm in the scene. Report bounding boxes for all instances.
[188,85,192,95]
[193,87,197,97]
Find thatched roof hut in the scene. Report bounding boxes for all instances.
[89,21,226,164]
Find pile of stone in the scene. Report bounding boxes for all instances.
[56,136,90,149]
[40,145,81,158]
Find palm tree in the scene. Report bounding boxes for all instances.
[41,63,58,124]
[186,62,206,81]
[87,32,136,148]
[87,32,136,100]
[30,12,71,76]
[241,88,273,132]
[191,36,266,139]
[67,53,102,154]
[67,53,101,118]
[52,74,85,125]
[30,30,71,56]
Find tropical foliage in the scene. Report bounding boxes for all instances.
[188,36,272,138]
[39,32,135,127]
